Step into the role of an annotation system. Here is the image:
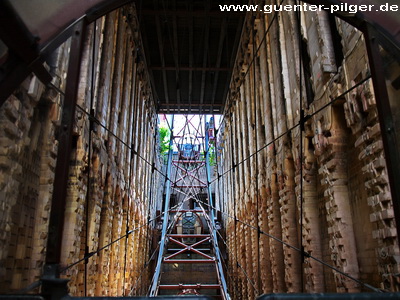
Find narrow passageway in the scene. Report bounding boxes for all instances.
[0,0,400,299]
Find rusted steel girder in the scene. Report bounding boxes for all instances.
[364,23,400,249]
[163,259,215,263]
[44,20,87,269]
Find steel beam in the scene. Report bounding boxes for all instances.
[0,61,32,107]
[172,160,206,163]
[163,259,215,264]
[44,20,87,268]
[363,23,400,249]
[158,102,224,107]
[139,9,245,17]
[0,2,51,82]
[159,284,222,290]
[150,66,231,72]
[149,115,175,296]
[168,234,210,238]
[211,17,227,108]
[169,209,204,213]
[165,236,213,260]
[155,12,170,110]
[172,10,181,111]
[205,120,230,299]
[173,163,207,186]
[199,7,210,109]
[167,248,211,252]
[173,185,207,188]
[0,1,52,106]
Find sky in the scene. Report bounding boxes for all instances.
[158,114,221,151]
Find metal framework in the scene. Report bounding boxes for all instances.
[148,115,230,299]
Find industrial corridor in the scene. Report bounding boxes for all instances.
[0,0,400,299]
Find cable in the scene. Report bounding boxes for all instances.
[173,115,208,224]
[77,103,168,179]
[147,192,190,296]
[203,123,230,300]
[197,197,384,293]
[137,124,162,295]
[215,117,241,297]
[214,121,299,184]
[194,197,258,296]
[47,80,169,183]
[140,189,188,295]
[149,114,176,296]
[129,243,160,296]
[212,74,372,186]
[217,0,286,130]
[228,114,239,298]
[60,203,182,274]
[61,223,145,274]
[171,114,208,207]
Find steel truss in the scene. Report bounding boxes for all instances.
[149,115,230,299]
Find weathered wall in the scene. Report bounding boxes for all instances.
[0,42,70,291]
[0,5,161,296]
[218,0,400,297]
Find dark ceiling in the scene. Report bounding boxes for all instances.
[137,0,246,114]
[1,0,399,109]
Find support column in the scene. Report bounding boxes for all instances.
[313,106,360,292]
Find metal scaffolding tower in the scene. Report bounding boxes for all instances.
[149,115,229,299]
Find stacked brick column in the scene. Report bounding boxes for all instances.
[312,105,360,292]
[341,33,400,290]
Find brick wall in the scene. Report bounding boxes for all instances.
[59,7,161,296]
[218,0,400,296]
[0,39,69,291]
[0,5,161,296]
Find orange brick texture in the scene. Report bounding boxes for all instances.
[0,6,161,297]
[217,1,400,297]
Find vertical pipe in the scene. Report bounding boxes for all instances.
[205,120,230,300]
[252,15,261,295]
[84,20,97,297]
[149,114,175,297]
[295,2,305,291]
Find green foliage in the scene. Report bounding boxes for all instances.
[208,144,216,166]
[159,126,171,156]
